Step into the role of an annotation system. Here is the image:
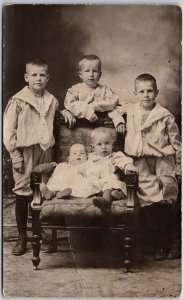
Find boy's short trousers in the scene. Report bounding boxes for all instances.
[134,155,178,207]
[12,144,53,196]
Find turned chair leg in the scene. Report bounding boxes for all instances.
[123,236,132,272]
[31,210,42,270]
[123,211,134,272]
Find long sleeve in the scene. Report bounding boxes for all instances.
[107,101,128,128]
[112,151,133,170]
[108,110,125,127]
[64,85,95,120]
[166,115,181,175]
[3,98,23,164]
[64,84,122,121]
[92,87,119,112]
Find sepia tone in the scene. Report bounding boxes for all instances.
[3,4,181,297]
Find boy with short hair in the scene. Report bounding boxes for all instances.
[63,54,125,132]
[117,73,181,260]
[87,127,137,209]
[3,58,59,256]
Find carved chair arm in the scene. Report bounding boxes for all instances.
[115,168,138,211]
[30,172,42,210]
[125,171,138,212]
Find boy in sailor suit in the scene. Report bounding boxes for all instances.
[3,59,59,256]
[117,74,181,260]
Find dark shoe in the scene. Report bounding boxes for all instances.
[92,196,110,212]
[12,234,27,256]
[167,240,181,260]
[154,247,167,261]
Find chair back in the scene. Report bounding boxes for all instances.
[55,112,124,163]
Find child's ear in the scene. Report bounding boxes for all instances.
[78,71,82,79]
[46,74,50,83]
[156,89,159,97]
[24,73,29,82]
[133,90,137,96]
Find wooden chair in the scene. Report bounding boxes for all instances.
[30,113,139,272]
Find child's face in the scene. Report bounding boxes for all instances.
[69,144,87,165]
[92,133,113,157]
[134,80,159,109]
[79,59,101,88]
[24,64,49,94]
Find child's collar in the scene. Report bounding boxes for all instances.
[13,86,54,114]
[135,102,172,130]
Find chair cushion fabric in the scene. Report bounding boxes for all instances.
[40,197,127,226]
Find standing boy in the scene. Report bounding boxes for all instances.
[117,74,181,260]
[3,59,59,256]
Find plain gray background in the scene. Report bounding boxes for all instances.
[3,4,181,128]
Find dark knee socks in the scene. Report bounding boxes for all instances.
[142,203,172,250]
[15,195,29,235]
[171,203,181,242]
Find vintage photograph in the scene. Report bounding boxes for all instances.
[3,4,181,297]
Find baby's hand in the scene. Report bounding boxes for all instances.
[124,164,138,174]
[116,123,126,134]
[51,162,57,167]
[62,110,76,128]
[13,161,24,173]
[89,113,98,123]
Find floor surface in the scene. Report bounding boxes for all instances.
[3,196,182,297]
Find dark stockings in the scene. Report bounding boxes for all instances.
[15,195,29,236]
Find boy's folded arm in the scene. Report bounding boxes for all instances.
[92,99,118,112]
[64,90,95,120]
[93,88,119,112]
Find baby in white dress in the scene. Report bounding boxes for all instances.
[40,143,101,199]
